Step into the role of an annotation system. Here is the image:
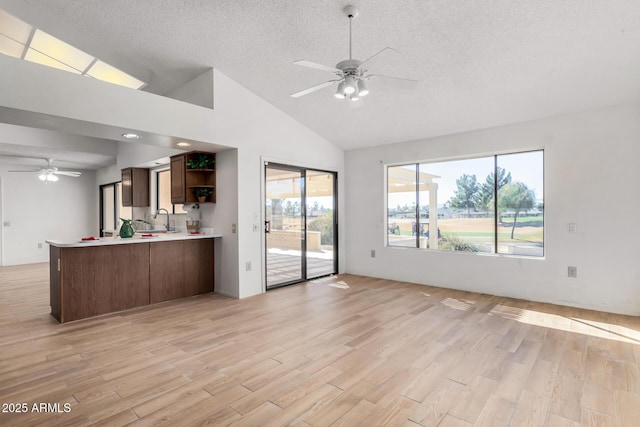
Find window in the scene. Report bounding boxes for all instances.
[387,150,544,257]
[0,9,146,89]
[99,182,132,236]
[156,169,175,213]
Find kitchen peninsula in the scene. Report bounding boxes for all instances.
[46,233,221,323]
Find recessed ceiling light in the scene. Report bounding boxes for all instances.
[176,141,191,147]
[122,133,140,139]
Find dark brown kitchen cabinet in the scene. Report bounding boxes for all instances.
[121,168,149,207]
[50,243,151,322]
[149,239,214,303]
[49,237,216,323]
[170,155,186,204]
[170,151,216,204]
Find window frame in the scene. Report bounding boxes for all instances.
[154,168,176,214]
[99,181,132,236]
[385,149,544,257]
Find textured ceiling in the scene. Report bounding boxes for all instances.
[9,0,640,150]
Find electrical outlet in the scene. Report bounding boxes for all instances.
[568,266,577,278]
[37,242,43,249]
[569,223,577,233]
[232,224,237,233]
[371,250,376,258]
[253,224,259,232]
[245,261,252,271]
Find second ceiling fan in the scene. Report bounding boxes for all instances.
[291,5,418,101]
[8,158,82,182]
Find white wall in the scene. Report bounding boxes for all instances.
[116,142,183,171]
[345,103,640,316]
[96,164,120,186]
[0,55,344,298]
[164,69,214,109]
[0,123,118,157]
[211,71,345,298]
[0,163,97,265]
[210,148,239,297]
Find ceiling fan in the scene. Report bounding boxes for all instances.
[290,5,418,101]
[9,158,82,182]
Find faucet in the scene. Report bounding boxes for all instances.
[154,208,170,231]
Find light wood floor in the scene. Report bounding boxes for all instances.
[1,263,639,426]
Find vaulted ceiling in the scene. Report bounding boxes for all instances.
[3,0,640,155]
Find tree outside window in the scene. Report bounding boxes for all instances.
[386,150,543,257]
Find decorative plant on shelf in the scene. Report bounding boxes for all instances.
[194,187,213,202]
[186,154,215,170]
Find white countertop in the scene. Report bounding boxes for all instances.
[46,232,222,248]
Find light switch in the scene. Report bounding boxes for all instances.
[232,223,237,233]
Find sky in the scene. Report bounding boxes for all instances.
[266,151,544,213]
[389,151,544,208]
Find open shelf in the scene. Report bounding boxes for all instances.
[171,151,216,204]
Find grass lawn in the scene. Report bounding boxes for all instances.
[500,215,544,223]
[389,217,543,243]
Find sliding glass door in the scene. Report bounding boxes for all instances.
[265,165,304,287]
[265,163,337,289]
[305,170,336,279]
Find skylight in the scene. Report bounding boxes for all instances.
[0,9,146,90]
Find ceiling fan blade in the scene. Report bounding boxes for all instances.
[360,47,400,70]
[369,74,419,91]
[293,60,340,73]
[290,80,337,98]
[8,169,40,172]
[55,171,82,177]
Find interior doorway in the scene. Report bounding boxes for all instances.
[264,162,337,289]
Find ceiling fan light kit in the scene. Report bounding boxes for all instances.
[357,79,369,96]
[343,74,357,95]
[291,5,418,101]
[8,158,82,183]
[334,81,347,99]
[38,172,59,182]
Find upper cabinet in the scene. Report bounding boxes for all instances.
[170,156,186,205]
[121,168,150,207]
[170,151,216,204]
